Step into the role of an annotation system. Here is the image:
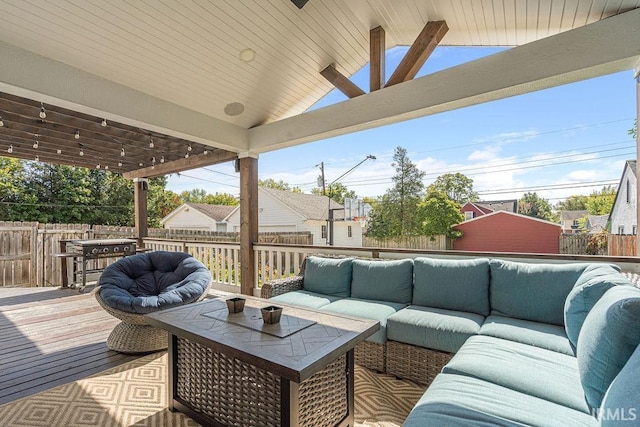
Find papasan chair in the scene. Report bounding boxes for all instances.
[95,251,211,353]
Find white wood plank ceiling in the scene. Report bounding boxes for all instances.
[1,0,637,134]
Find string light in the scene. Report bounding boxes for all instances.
[185,152,190,159]
[104,165,109,170]
[96,163,101,169]
[118,160,123,167]
[79,144,84,156]
[149,138,154,148]
[187,144,192,152]
[39,103,46,119]
[0,116,4,127]
[75,130,80,140]
[138,162,143,166]
[33,139,39,149]
[120,146,125,157]
[101,118,107,127]
[56,149,62,154]
[35,155,39,162]
[204,149,209,155]
[160,155,165,163]
[7,144,13,154]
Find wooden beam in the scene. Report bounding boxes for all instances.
[239,156,258,295]
[385,21,448,87]
[134,179,148,248]
[320,65,365,98]
[370,26,386,92]
[636,73,639,252]
[249,8,640,153]
[122,150,238,179]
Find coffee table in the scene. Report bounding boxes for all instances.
[145,295,380,427]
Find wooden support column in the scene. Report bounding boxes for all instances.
[239,154,258,295]
[133,178,148,248]
[370,26,386,92]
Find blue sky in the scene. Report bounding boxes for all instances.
[167,46,637,204]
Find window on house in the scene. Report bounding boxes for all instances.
[633,225,637,235]
[618,226,625,235]
[321,225,327,239]
[626,179,631,203]
[348,226,352,237]
[464,211,474,221]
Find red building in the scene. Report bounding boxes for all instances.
[452,211,561,254]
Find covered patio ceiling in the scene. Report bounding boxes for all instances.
[0,0,639,180]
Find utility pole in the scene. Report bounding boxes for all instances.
[317,162,326,195]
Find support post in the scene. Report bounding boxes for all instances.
[239,154,258,295]
[635,71,640,253]
[133,178,148,248]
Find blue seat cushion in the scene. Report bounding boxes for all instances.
[98,251,211,314]
[480,315,573,355]
[386,306,484,353]
[319,298,407,344]
[490,259,588,326]
[302,256,352,297]
[443,335,589,413]
[600,344,640,426]
[577,286,640,410]
[413,257,490,316]
[403,373,597,427]
[269,290,341,309]
[350,258,413,304]
[564,265,631,349]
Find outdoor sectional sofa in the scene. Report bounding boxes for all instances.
[261,255,640,426]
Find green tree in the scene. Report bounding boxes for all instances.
[419,189,464,238]
[427,173,478,204]
[629,119,637,139]
[0,158,36,220]
[517,192,557,222]
[259,178,302,193]
[366,147,425,237]
[180,189,209,203]
[585,186,616,215]
[148,177,181,227]
[311,182,356,204]
[556,195,588,211]
[205,192,238,205]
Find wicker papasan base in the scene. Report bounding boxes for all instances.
[107,322,168,354]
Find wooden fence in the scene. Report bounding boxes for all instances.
[608,234,637,256]
[559,233,637,256]
[362,235,449,250]
[0,222,312,288]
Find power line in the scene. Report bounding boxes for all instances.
[476,180,619,196]
[176,173,239,188]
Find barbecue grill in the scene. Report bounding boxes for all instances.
[58,238,137,292]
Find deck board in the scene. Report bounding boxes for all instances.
[0,286,143,406]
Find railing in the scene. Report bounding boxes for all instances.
[143,238,640,296]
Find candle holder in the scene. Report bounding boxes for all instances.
[226,297,246,314]
[261,305,283,324]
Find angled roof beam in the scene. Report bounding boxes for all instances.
[320,65,365,99]
[370,26,386,92]
[386,21,448,87]
[248,8,640,153]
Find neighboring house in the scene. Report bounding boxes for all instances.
[161,203,236,231]
[585,214,609,234]
[610,160,637,235]
[225,187,363,247]
[452,211,561,254]
[559,210,589,233]
[460,200,518,221]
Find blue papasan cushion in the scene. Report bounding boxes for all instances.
[98,251,211,314]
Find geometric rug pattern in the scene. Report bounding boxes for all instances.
[0,352,425,427]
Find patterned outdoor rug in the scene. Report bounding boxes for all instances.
[0,352,424,426]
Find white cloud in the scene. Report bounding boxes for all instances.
[473,130,540,145]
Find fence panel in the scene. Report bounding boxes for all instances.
[559,234,591,255]
[608,235,637,256]
[362,235,449,250]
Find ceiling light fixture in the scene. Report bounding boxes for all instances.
[239,48,256,62]
[39,103,46,119]
[224,102,244,116]
[101,118,107,127]
[75,130,80,139]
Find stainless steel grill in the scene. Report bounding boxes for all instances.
[59,238,137,292]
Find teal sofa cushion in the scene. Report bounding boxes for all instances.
[577,286,640,410]
[386,306,484,353]
[303,256,352,297]
[269,290,342,309]
[320,298,407,344]
[443,335,589,413]
[480,315,573,355]
[564,265,631,349]
[403,373,597,427]
[490,260,588,326]
[413,257,490,316]
[600,344,640,426]
[350,258,413,304]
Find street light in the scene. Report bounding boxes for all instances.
[325,155,376,246]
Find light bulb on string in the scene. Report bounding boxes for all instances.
[35,155,39,162]
[187,144,192,152]
[185,152,189,159]
[104,165,109,170]
[0,116,4,127]
[121,147,125,157]
[33,140,39,149]
[101,118,107,127]
[7,144,13,154]
[39,103,46,119]
[149,138,154,148]
[79,145,84,156]
[96,163,101,169]
[56,149,62,154]
[138,162,143,167]
[75,130,80,140]
[204,149,209,155]
[160,155,165,164]
[118,160,123,167]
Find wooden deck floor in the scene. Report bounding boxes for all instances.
[0,285,142,406]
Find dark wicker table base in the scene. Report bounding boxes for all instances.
[172,337,351,427]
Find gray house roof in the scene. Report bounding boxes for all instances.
[475,200,518,213]
[586,214,609,234]
[261,187,344,220]
[559,210,589,221]
[187,203,236,221]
